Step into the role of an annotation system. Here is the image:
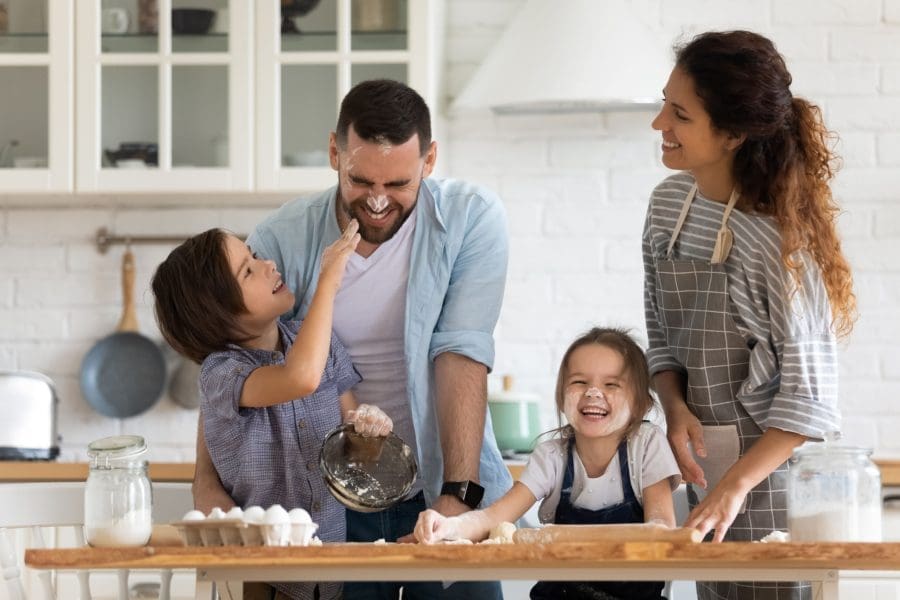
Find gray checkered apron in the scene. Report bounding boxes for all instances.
[655,185,810,600]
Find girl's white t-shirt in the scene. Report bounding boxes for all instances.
[518,422,681,524]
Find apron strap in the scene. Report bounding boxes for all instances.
[665,184,697,259]
[665,184,740,263]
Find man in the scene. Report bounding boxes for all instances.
[192,79,512,599]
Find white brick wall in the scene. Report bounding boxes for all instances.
[444,0,900,453]
[1,0,898,461]
[0,201,285,461]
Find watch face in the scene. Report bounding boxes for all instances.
[442,480,484,509]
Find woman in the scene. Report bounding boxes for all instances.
[643,30,856,600]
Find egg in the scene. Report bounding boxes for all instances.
[207,507,226,520]
[288,508,312,524]
[182,509,205,521]
[264,504,290,524]
[243,505,265,523]
[225,506,244,520]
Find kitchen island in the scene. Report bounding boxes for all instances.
[25,539,900,600]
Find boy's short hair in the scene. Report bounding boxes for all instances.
[151,228,249,364]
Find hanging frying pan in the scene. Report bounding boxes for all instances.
[80,248,166,418]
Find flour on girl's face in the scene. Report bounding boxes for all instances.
[561,344,634,440]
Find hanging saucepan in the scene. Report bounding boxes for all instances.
[169,355,202,410]
[160,342,202,410]
[80,248,166,418]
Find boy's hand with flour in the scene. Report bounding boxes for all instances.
[345,403,393,437]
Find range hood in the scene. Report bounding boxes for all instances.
[451,0,672,114]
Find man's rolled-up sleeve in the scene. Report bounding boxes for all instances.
[429,193,508,370]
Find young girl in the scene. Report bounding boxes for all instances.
[644,30,856,600]
[152,220,392,600]
[415,327,681,600]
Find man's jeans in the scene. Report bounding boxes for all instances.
[342,492,504,600]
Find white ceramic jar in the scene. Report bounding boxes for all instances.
[84,435,152,547]
[787,433,882,542]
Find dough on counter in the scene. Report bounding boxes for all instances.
[760,530,790,543]
[476,521,517,544]
[486,521,516,544]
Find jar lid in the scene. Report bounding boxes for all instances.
[792,439,873,459]
[87,435,147,459]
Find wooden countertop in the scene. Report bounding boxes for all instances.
[25,540,900,573]
[3,460,898,486]
[0,462,195,482]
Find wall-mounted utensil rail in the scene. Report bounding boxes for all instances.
[95,227,247,254]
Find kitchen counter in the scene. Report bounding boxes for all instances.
[26,540,900,600]
[0,461,523,483]
[0,462,194,482]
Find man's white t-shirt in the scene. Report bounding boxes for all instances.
[333,207,421,492]
[517,422,681,523]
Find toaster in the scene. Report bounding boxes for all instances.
[0,371,60,460]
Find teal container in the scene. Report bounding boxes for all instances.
[488,376,541,453]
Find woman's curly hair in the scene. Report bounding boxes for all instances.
[677,30,857,337]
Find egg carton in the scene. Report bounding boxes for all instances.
[171,519,318,547]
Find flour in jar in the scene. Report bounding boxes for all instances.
[85,508,152,547]
[789,504,882,542]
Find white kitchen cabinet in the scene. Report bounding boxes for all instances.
[0,0,73,192]
[2,0,441,193]
[255,0,442,192]
[76,0,254,192]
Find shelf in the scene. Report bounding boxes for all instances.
[0,33,49,53]
[96,30,408,55]
[101,33,229,54]
[280,30,407,53]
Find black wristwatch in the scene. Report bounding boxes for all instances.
[441,480,485,509]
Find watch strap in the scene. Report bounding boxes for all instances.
[440,480,485,509]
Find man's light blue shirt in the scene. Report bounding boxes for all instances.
[247,177,513,507]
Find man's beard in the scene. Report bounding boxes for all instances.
[337,190,416,245]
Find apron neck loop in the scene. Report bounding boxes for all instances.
[665,184,740,264]
[665,184,698,259]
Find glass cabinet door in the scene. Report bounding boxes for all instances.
[76,0,252,191]
[0,0,73,191]
[257,0,433,192]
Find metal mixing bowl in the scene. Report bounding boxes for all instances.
[319,423,417,513]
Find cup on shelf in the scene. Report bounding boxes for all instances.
[351,0,400,31]
[13,156,47,169]
[115,159,148,169]
[101,7,129,34]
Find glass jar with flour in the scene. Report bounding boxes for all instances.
[787,433,881,542]
[84,435,153,547]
